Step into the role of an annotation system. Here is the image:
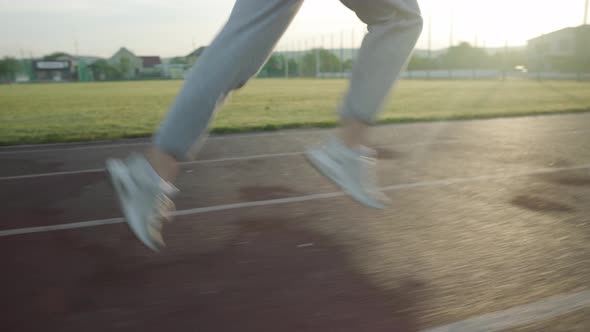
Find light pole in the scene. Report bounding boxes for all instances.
[584,0,588,25]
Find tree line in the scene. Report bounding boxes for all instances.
[0,57,21,82]
[2,42,589,82]
[258,42,529,77]
[408,42,526,71]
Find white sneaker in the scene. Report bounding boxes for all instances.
[305,138,388,209]
[106,154,178,252]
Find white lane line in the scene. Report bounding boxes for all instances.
[2,162,590,238]
[0,152,302,181]
[0,130,329,155]
[0,192,343,237]
[0,141,149,154]
[0,218,124,237]
[0,168,107,181]
[422,290,590,332]
[0,141,458,181]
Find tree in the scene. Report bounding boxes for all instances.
[118,56,132,79]
[107,64,123,80]
[170,57,189,65]
[440,42,489,69]
[0,57,22,82]
[88,59,126,80]
[342,59,353,72]
[407,54,439,70]
[260,53,284,77]
[287,58,299,77]
[300,49,342,77]
[489,49,526,72]
[90,59,109,80]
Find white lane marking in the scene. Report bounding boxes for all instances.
[0,141,149,154]
[0,141,457,181]
[2,162,590,238]
[422,290,590,332]
[0,130,329,155]
[0,152,301,181]
[0,218,124,237]
[0,168,107,181]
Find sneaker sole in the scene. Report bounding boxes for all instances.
[106,159,160,252]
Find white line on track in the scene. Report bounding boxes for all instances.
[0,218,124,237]
[2,162,589,238]
[422,290,590,332]
[0,152,301,181]
[0,168,108,181]
[0,141,149,154]
[0,130,329,155]
[0,141,458,181]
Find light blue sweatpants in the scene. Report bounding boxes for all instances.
[155,0,423,161]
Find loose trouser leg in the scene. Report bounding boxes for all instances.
[155,0,304,161]
[339,0,423,124]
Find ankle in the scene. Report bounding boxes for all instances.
[146,147,180,183]
[340,118,369,149]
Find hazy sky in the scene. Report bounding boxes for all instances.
[0,0,586,58]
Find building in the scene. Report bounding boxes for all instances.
[54,54,100,82]
[139,56,162,77]
[158,63,190,79]
[109,47,143,79]
[527,25,590,72]
[31,60,73,81]
[156,46,207,79]
[109,47,163,79]
[27,53,101,82]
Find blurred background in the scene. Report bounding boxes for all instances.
[0,0,588,83]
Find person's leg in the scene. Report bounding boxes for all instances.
[339,0,423,148]
[306,0,422,208]
[151,0,305,183]
[107,0,304,251]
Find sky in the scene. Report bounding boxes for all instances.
[0,0,586,58]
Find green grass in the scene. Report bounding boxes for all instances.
[1,79,590,145]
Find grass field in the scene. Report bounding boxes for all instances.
[1,79,590,145]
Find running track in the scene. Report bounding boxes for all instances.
[2,113,590,331]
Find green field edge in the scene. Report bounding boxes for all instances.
[2,107,590,146]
